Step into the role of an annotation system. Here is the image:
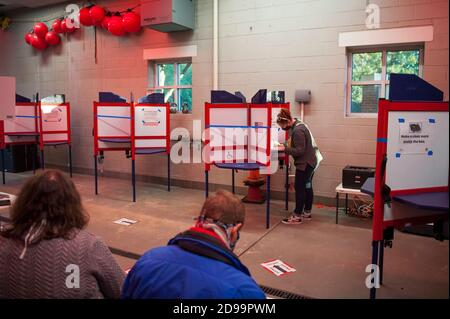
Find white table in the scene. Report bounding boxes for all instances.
[335,183,371,224]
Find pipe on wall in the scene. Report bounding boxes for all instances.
[213,0,218,90]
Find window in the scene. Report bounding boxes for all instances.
[346,47,423,116]
[149,61,192,114]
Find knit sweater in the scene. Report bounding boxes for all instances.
[0,230,125,299]
[285,120,317,171]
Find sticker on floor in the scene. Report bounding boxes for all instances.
[261,259,296,277]
[114,218,138,226]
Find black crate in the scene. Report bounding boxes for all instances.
[3,144,40,173]
[342,166,375,189]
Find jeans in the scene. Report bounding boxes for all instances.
[294,165,315,215]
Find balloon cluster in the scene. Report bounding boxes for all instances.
[78,5,141,36]
[24,5,141,51]
[24,19,71,50]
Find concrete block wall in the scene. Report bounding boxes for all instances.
[0,0,448,201]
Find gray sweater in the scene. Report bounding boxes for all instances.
[285,120,317,171]
[0,230,125,299]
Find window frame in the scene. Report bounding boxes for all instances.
[345,45,424,118]
[147,59,193,113]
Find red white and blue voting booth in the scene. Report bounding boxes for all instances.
[1,91,72,184]
[93,93,170,202]
[361,75,449,299]
[204,90,290,229]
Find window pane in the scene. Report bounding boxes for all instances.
[352,52,382,81]
[386,84,390,100]
[351,85,381,113]
[178,88,192,113]
[178,63,192,86]
[386,50,420,80]
[157,64,175,86]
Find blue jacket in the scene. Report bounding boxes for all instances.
[121,229,266,299]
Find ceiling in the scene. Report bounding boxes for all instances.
[0,0,69,13]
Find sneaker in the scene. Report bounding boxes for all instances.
[302,212,312,221]
[282,214,303,225]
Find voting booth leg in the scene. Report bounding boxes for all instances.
[1,149,5,185]
[94,155,98,195]
[232,169,235,194]
[370,240,380,300]
[345,194,348,214]
[335,193,339,224]
[32,145,36,174]
[132,159,136,202]
[167,154,171,192]
[205,171,209,198]
[285,166,289,210]
[379,241,385,285]
[266,175,270,229]
[40,150,45,171]
[68,145,73,178]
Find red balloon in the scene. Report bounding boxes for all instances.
[33,22,48,39]
[122,12,141,33]
[31,34,48,50]
[90,6,105,23]
[52,19,63,33]
[63,18,76,33]
[101,16,111,30]
[79,7,93,26]
[60,19,68,33]
[108,16,125,36]
[24,33,33,45]
[45,31,60,46]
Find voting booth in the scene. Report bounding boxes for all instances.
[204,90,290,229]
[361,75,449,299]
[1,89,73,183]
[93,93,170,202]
[38,102,72,175]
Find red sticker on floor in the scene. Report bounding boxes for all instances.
[261,259,296,277]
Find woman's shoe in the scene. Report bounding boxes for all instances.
[282,214,303,225]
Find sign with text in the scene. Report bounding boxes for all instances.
[261,260,296,277]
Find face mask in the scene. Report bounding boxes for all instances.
[200,217,240,251]
[229,230,240,251]
[216,220,240,251]
[282,126,291,131]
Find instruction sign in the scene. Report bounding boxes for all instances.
[261,259,296,277]
[42,107,62,123]
[142,109,161,127]
[397,118,434,155]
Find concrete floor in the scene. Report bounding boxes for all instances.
[0,171,448,299]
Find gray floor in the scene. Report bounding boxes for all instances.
[1,171,448,299]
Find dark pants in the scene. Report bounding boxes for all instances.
[294,165,315,215]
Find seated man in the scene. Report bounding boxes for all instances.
[121,190,265,299]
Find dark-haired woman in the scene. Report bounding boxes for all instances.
[276,109,322,225]
[0,170,125,298]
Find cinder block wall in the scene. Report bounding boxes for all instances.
[0,0,448,201]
